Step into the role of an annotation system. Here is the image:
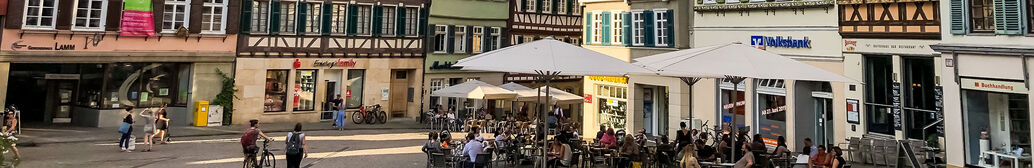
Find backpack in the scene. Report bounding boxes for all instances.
[286,132,303,155]
[241,128,257,148]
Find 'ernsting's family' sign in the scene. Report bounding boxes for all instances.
[750,36,811,49]
[313,59,358,68]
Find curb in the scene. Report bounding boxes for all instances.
[18,125,427,146]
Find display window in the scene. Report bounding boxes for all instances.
[294,70,317,111]
[963,90,1031,167]
[103,63,188,108]
[596,85,627,130]
[265,70,289,112]
[346,69,366,109]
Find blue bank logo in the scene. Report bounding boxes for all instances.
[749,35,811,49]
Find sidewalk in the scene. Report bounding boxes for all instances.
[16,118,425,146]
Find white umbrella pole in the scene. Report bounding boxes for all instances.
[727,76,745,163]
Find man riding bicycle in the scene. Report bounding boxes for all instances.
[242,119,272,165]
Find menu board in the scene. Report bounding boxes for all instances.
[892,82,902,131]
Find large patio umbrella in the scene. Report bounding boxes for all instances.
[455,37,652,167]
[431,80,517,100]
[517,86,583,105]
[499,82,533,91]
[633,42,854,162]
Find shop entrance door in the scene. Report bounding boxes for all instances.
[814,97,834,145]
[321,81,338,120]
[389,70,411,118]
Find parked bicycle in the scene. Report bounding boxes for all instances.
[353,104,387,124]
[243,138,276,168]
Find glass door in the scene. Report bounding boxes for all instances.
[815,97,834,145]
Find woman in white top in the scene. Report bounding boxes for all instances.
[139,109,156,152]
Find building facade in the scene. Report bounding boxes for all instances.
[839,0,945,156]
[936,0,1034,166]
[235,0,428,124]
[505,0,584,124]
[421,0,509,118]
[689,0,846,149]
[0,0,240,127]
[580,0,691,138]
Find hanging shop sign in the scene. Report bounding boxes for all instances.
[587,76,628,84]
[584,94,593,103]
[961,78,1028,94]
[750,35,811,50]
[313,59,358,68]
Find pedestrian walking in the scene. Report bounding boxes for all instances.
[4,110,20,159]
[118,107,135,152]
[333,95,345,131]
[285,123,307,168]
[155,104,170,144]
[139,108,156,152]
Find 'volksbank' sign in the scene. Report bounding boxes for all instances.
[750,36,811,49]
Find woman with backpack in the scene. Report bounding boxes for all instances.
[286,123,307,168]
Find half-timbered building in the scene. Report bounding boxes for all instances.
[838,0,946,156]
[504,0,584,122]
[235,0,429,124]
[580,0,691,139]
[420,0,508,117]
[0,0,240,127]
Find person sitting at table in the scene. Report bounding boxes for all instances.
[808,145,831,168]
[772,136,792,158]
[656,135,676,165]
[718,134,732,162]
[596,125,608,142]
[676,122,693,152]
[680,143,701,168]
[831,146,846,168]
[462,134,485,168]
[423,131,442,154]
[696,138,717,162]
[441,133,454,149]
[802,138,817,157]
[495,130,509,150]
[750,134,767,153]
[617,136,641,167]
[601,128,618,148]
[547,138,573,167]
[734,143,755,168]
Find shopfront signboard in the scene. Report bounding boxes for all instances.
[961,78,1028,94]
[313,59,358,68]
[841,39,937,55]
[750,35,811,50]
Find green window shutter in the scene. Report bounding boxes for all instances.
[397,7,406,37]
[623,12,631,47]
[447,25,455,53]
[643,10,654,47]
[373,6,383,37]
[270,1,281,34]
[567,0,573,15]
[321,2,332,36]
[521,0,528,11]
[994,0,1024,35]
[296,3,307,36]
[536,0,543,13]
[601,12,610,45]
[484,27,492,51]
[347,5,358,35]
[584,12,592,44]
[419,8,428,36]
[241,0,253,34]
[666,10,674,47]
[949,0,967,34]
[552,0,558,14]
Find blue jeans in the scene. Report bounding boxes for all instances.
[119,127,132,149]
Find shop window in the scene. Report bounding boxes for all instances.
[294,70,317,111]
[251,1,270,34]
[78,64,106,108]
[346,69,365,109]
[163,0,189,32]
[200,0,228,33]
[903,57,939,140]
[330,4,347,34]
[24,0,58,29]
[970,0,995,32]
[103,63,186,108]
[864,55,895,135]
[264,70,289,112]
[963,91,1030,166]
[597,85,627,130]
[719,79,746,133]
[756,79,787,146]
[381,6,395,36]
[279,1,297,35]
[72,0,107,31]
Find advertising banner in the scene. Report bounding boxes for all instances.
[120,0,155,37]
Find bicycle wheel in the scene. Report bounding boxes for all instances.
[243,156,257,168]
[377,111,387,124]
[263,152,276,168]
[352,112,363,124]
[364,112,376,124]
